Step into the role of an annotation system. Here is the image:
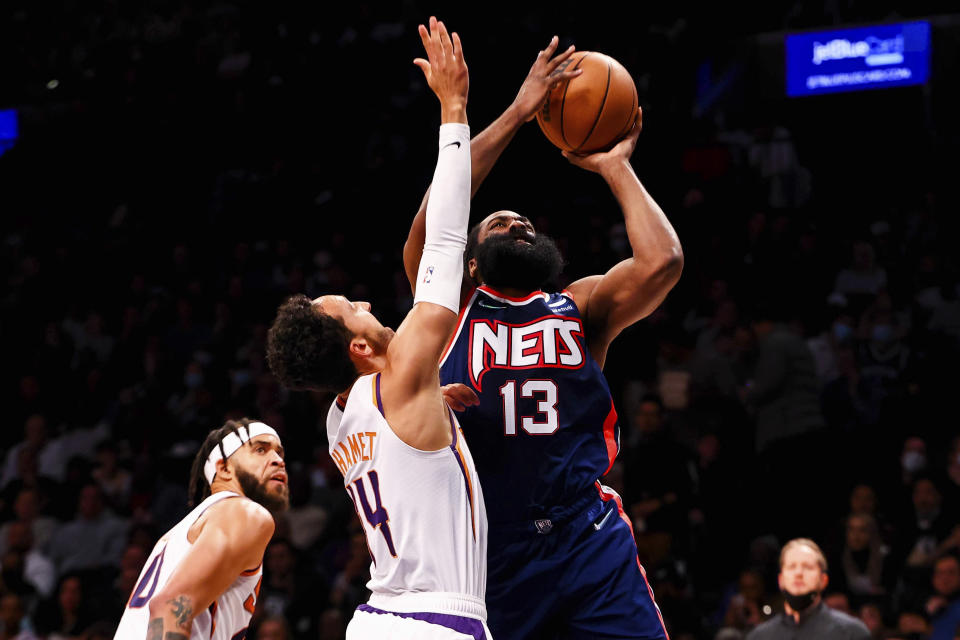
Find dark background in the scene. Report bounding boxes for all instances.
[2,2,960,639]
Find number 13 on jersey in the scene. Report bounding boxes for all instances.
[499,380,559,435]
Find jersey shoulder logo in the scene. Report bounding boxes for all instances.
[467,314,585,390]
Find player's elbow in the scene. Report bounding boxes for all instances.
[648,247,684,288]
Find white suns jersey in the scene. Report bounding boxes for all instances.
[327,372,487,600]
[114,492,262,640]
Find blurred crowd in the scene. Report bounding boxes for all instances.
[2,1,959,639]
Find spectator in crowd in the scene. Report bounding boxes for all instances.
[0,488,58,558]
[746,538,870,639]
[1,415,65,488]
[0,592,37,640]
[744,302,828,539]
[624,394,695,558]
[833,241,887,302]
[254,615,291,640]
[924,553,960,639]
[44,484,128,575]
[857,602,888,639]
[258,539,326,638]
[33,573,95,638]
[832,513,891,598]
[720,569,776,632]
[2,521,55,599]
[893,608,931,639]
[90,441,131,515]
[824,591,852,614]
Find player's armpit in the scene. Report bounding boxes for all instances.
[147,498,273,636]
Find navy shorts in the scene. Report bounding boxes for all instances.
[486,484,668,640]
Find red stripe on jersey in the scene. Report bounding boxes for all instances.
[595,482,671,639]
[477,285,544,302]
[602,400,619,475]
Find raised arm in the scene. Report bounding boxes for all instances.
[379,18,472,450]
[146,499,273,640]
[402,37,583,298]
[563,109,684,367]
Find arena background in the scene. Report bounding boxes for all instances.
[2,2,960,639]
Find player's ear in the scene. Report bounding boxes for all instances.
[468,257,478,280]
[349,336,373,359]
[216,458,233,481]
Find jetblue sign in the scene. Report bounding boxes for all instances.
[786,21,931,97]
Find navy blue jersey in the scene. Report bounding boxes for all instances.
[439,285,620,526]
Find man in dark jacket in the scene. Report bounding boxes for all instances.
[747,538,871,640]
[745,303,829,539]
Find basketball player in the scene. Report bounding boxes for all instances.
[266,18,491,639]
[114,419,289,640]
[401,38,683,640]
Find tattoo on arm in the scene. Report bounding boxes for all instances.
[146,616,189,640]
[167,595,193,629]
[147,618,163,640]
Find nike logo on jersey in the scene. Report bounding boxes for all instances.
[468,316,585,390]
[477,300,506,309]
[443,141,461,150]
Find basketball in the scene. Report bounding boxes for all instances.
[536,51,638,154]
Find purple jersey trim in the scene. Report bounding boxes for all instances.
[447,408,476,540]
[356,604,487,639]
[375,372,385,417]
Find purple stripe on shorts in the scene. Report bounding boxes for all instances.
[357,604,487,640]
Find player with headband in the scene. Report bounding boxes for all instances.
[266,17,490,640]
[114,418,289,640]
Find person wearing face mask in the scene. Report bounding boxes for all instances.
[746,538,871,639]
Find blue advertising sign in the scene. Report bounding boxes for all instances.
[0,109,17,157]
[786,21,931,97]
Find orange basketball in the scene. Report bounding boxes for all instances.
[536,51,638,154]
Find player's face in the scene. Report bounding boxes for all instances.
[476,211,536,245]
[778,546,827,596]
[312,295,395,352]
[232,435,289,513]
[471,211,563,291]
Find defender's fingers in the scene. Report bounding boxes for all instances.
[546,45,577,72]
[437,20,452,58]
[543,36,559,58]
[553,68,583,83]
[451,31,464,63]
[413,58,430,76]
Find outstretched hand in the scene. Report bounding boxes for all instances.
[512,37,583,123]
[413,17,469,116]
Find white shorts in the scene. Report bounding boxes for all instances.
[347,592,491,640]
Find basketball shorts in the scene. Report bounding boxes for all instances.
[486,483,668,640]
[347,592,492,640]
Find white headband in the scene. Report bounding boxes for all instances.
[203,422,281,485]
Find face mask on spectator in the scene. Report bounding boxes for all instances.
[902,451,926,473]
[782,589,819,612]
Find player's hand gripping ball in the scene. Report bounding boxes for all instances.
[536,51,638,154]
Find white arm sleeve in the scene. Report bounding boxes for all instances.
[414,122,471,314]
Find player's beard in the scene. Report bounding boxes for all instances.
[235,467,289,514]
[473,229,564,292]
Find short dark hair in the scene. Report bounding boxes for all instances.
[188,418,252,508]
[266,294,358,393]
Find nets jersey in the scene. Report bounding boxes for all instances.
[439,286,620,526]
[114,492,262,640]
[326,372,487,599]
